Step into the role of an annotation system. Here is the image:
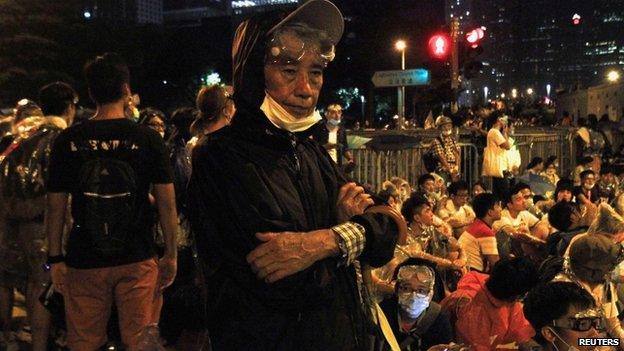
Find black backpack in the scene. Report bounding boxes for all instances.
[422,137,442,173]
[77,157,138,258]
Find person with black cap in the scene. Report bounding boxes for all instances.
[525,157,544,175]
[187,1,398,349]
[540,156,560,186]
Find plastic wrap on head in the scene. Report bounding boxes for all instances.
[587,203,624,237]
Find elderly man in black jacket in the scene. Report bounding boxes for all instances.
[188,1,398,350]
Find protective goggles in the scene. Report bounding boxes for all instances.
[266,31,335,66]
[551,309,606,332]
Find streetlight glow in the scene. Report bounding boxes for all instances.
[395,40,407,51]
[527,88,534,95]
[607,70,620,83]
[511,88,518,98]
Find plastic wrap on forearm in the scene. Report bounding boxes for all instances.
[350,212,398,268]
[605,316,624,344]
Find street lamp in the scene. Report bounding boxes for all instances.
[395,40,407,130]
[607,70,620,83]
[511,88,518,99]
[526,88,534,95]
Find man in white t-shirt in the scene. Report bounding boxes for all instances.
[493,184,540,232]
[437,180,476,238]
[493,183,549,258]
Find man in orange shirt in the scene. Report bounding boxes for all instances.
[442,257,539,351]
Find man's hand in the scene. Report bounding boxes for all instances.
[158,256,177,291]
[336,182,374,223]
[50,262,68,295]
[247,229,339,283]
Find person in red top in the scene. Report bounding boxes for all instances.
[458,193,502,272]
[441,257,539,351]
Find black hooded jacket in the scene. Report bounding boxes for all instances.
[188,10,398,350]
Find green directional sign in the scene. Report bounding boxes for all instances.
[372,69,431,88]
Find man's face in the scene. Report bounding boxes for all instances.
[489,202,503,220]
[582,174,596,190]
[414,205,434,226]
[326,107,342,121]
[508,192,527,212]
[452,189,470,207]
[557,190,573,202]
[546,306,604,351]
[264,32,324,119]
[421,180,435,193]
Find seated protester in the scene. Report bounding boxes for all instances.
[401,194,466,278]
[536,179,576,237]
[379,262,454,351]
[540,156,561,186]
[437,181,476,238]
[523,282,610,351]
[552,234,624,342]
[597,165,619,204]
[458,193,502,273]
[573,156,594,186]
[545,201,588,257]
[525,156,544,175]
[493,183,541,237]
[378,183,402,213]
[554,178,575,203]
[471,181,487,199]
[575,170,600,206]
[418,174,441,210]
[493,183,548,258]
[441,258,539,351]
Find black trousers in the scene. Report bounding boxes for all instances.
[492,176,513,201]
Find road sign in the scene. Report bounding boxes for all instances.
[372,69,430,88]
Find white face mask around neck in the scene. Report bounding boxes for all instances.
[260,93,321,132]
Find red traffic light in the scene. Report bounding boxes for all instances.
[466,28,484,43]
[428,34,450,60]
[572,13,581,25]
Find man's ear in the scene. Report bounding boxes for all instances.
[541,326,556,344]
[122,83,132,99]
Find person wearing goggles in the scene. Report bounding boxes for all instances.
[524,282,614,351]
[378,262,454,351]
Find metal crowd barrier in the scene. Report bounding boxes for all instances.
[349,127,582,192]
[351,143,479,192]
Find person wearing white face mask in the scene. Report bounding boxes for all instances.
[311,103,355,172]
[379,262,454,351]
[431,116,461,183]
[575,170,600,207]
[524,282,614,351]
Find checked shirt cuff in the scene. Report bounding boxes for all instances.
[331,222,366,266]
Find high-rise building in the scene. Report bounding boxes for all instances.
[82,0,163,24]
[469,0,624,97]
[163,0,300,27]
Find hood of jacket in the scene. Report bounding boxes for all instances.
[230,10,320,145]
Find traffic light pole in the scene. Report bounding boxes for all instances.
[450,18,460,114]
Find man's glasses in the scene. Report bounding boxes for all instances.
[551,316,605,332]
